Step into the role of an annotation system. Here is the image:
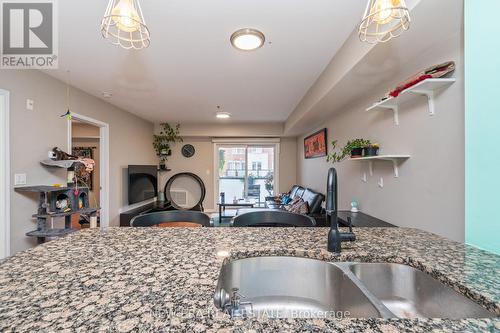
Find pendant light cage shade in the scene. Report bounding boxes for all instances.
[101,0,150,50]
[359,0,411,44]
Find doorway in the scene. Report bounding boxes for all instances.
[215,144,279,205]
[0,89,10,259]
[67,113,109,227]
[71,121,101,209]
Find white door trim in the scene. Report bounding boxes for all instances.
[67,113,110,228]
[0,89,10,259]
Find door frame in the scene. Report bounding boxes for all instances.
[212,138,280,209]
[67,113,110,228]
[0,89,10,259]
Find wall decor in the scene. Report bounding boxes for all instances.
[304,129,327,159]
[72,147,94,189]
[182,144,196,158]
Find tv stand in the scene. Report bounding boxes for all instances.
[120,201,173,227]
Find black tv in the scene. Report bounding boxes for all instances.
[128,165,158,205]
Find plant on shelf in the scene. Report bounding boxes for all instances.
[327,139,372,163]
[364,143,380,157]
[153,123,183,169]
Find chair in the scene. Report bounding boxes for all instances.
[247,184,261,204]
[130,211,211,227]
[232,210,316,227]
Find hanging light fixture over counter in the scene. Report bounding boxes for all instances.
[359,0,411,44]
[101,0,151,50]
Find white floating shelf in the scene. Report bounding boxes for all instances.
[40,159,79,168]
[366,78,456,125]
[350,155,410,178]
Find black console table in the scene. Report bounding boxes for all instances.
[217,202,255,224]
[120,201,173,227]
[337,211,396,228]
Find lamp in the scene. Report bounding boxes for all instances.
[359,0,411,44]
[101,0,151,50]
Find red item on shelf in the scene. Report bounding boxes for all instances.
[389,74,433,98]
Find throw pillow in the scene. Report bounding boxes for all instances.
[287,198,309,215]
[274,193,289,203]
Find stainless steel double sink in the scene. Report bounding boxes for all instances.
[214,256,496,319]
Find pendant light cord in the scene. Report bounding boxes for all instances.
[66,70,71,112]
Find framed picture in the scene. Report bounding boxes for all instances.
[72,147,93,190]
[304,128,327,159]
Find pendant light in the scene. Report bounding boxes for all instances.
[101,0,151,50]
[60,70,72,120]
[359,0,411,44]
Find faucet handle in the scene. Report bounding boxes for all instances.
[347,216,354,233]
[230,288,247,302]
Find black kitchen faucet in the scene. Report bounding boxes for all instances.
[326,168,356,253]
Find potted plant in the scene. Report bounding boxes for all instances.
[364,143,380,157]
[327,139,372,163]
[153,123,183,169]
[264,173,274,196]
[349,139,371,158]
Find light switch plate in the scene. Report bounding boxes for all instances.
[26,99,34,111]
[14,173,27,186]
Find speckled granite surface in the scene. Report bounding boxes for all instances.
[0,227,499,332]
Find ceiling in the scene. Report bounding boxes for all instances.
[45,0,366,124]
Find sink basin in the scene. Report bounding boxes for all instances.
[349,263,495,319]
[214,257,496,319]
[214,256,382,318]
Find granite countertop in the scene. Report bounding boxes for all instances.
[0,227,499,332]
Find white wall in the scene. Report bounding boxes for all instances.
[0,91,9,258]
[1,70,156,254]
[156,133,297,211]
[297,33,464,242]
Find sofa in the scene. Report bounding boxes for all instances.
[266,185,325,215]
[256,185,327,226]
[234,185,326,226]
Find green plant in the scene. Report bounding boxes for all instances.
[327,138,372,163]
[248,174,257,185]
[265,173,274,195]
[218,150,226,172]
[153,123,183,160]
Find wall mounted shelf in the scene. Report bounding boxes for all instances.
[350,155,411,178]
[72,136,100,140]
[366,78,456,125]
[40,159,79,169]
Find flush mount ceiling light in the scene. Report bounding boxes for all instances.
[216,112,231,119]
[101,0,151,50]
[230,28,265,51]
[359,0,411,44]
[215,106,231,119]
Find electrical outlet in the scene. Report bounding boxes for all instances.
[26,99,34,111]
[14,173,27,186]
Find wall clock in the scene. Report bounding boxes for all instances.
[181,144,195,158]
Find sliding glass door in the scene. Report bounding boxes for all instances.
[217,145,276,204]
